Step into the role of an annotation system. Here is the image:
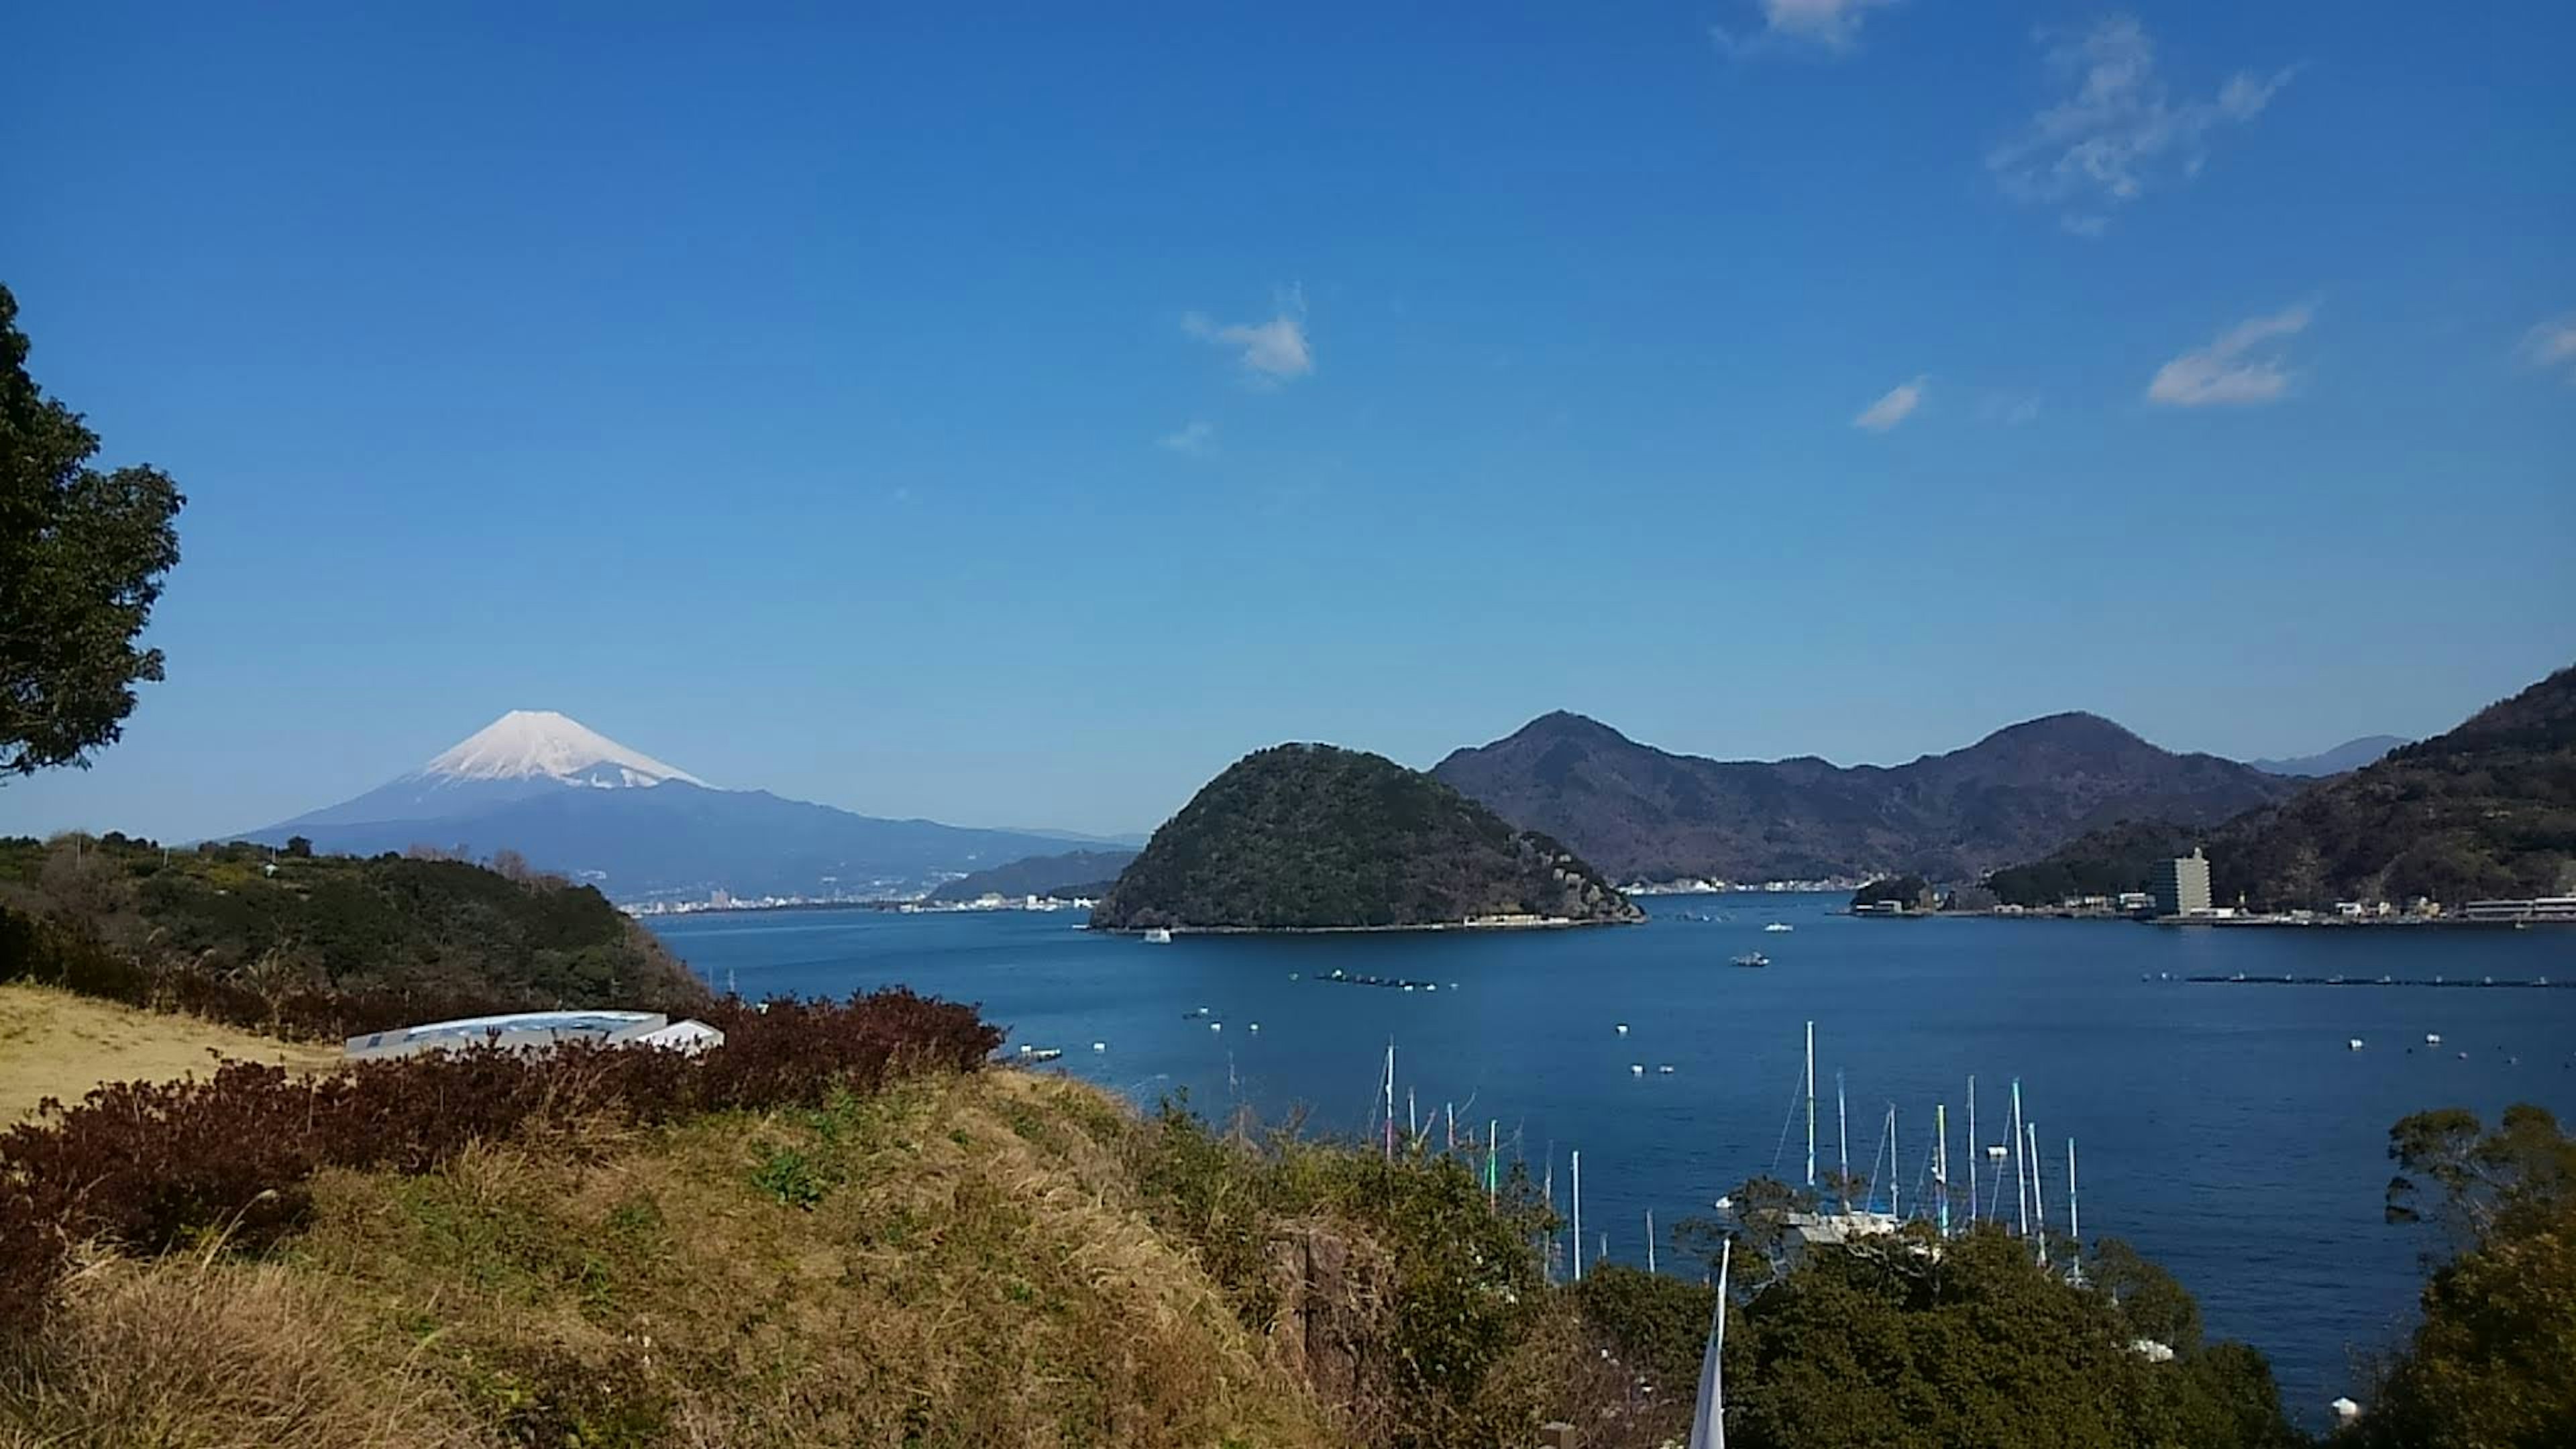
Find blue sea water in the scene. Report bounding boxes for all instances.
[648,895,2576,1421]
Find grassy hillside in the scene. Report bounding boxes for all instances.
[3,1073,1331,1449]
[0,835,706,1036]
[1094,744,1640,930]
[0,983,337,1121]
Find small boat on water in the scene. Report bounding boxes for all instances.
[1764,922,1794,933]
[1614,1022,1630,1035]
[1731,952,1770,968]
[2347,1038,2365,1051]
[2425,1032,2443,1045]
[1142,928,1173,944]
[1016,1045,1065,1063]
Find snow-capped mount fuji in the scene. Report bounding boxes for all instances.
[425,710,706,790]
[243,711,1081,904]
[275,711,710,829]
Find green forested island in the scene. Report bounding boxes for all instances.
[1988,663,2576,909]
[1089,744,1642,931]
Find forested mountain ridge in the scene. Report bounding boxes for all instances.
[1989,663,2576,908]
[1090,744,1640,930]
[1431,710,2298,884]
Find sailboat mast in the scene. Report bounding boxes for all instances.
[2010,1078,2029,1236]
[1383,1044,1396,1162]
[1647,1209,1657,1274]
[1936,1103,1951,1236]
[1887,1105,1900,1218]
[1487,1120,1499,1207]
[2028,1121,2048,1267]
[1836,1071,1850,1211]
[2066,1137,2080,1256]
[1572,1150,1585,1284]
[1803,1022,1817,1189]
[1690,1238,1732,1449]
[1966,1075,1978,1226]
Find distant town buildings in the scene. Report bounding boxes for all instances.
[2151,847,2213,917]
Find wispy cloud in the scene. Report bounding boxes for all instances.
[2147,304,2312,407]
[1853,375,1927,432]
[1981,390,2043,426]
[1183,286,1312,385]
[1157,420,1216,455]
[1712,0,1900,56]
[1990,15,2295,232]
[2518,313,2576,383]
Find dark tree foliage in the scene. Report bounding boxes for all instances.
[0,284,185,776]
[2350,1104,2576,1447]
[1849,875,1933,909]
[0,835,708,1035]
[1090,743,1641,930]
[1721,1226,2302,1449]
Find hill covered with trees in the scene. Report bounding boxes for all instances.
[1090,744,1642,931]
[1987,663,2576,909]
[0,835,707,1034]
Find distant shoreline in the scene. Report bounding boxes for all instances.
[1088,916,1642,938]
[1846,909,2567,931]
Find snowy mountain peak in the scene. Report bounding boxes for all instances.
[419,710,706,789]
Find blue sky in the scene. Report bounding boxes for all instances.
[3,1,2569,841]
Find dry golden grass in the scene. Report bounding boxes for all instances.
[0,1246,493,1449]
[0,983,340,1122]
[230,1069,1339,1448]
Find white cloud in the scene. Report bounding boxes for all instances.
[1157,420,1216,455]
[2518,313,2576,382]
[1712,0,1899,55]
[1853,375,1927,432]
[1183,286,1312,384]
[1990,15,2295,232]
[2147,305,2312,407]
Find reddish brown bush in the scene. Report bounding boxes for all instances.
[0,989,1001,1329]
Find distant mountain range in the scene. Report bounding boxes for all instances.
[926,849,1136,904]
[1430,710,2304,884]
[2246,735,2410,777]
[239,710,1079,903]
[1994,664,2575,908]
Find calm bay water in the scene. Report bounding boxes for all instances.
[649,895,2576,1420]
